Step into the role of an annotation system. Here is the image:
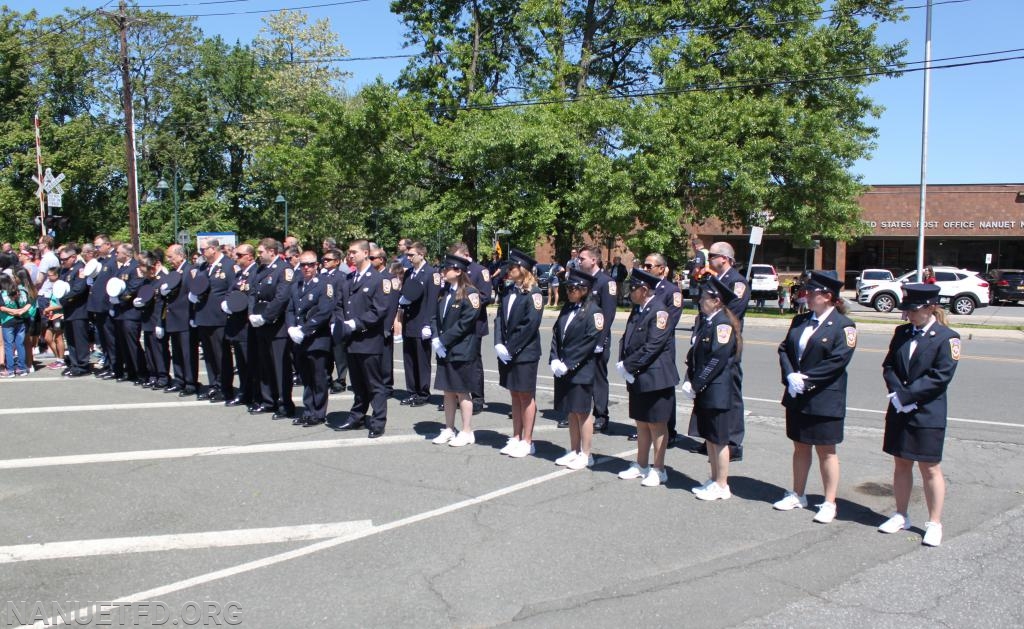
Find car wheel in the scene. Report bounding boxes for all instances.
[952,295,976,315]
[872,293,896,313]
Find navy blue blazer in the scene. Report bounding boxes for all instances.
[430,286,481,362]
[550,300,601,384]
[333,265,389,354]
[619,297,679,392]
[400,263,440,336]
[193,254,236,327]
[60,261,90,321]
[778,309,857,418]
[686,309,741,411]
[882,321,960,429]
[494,285,543,363]
[287,275,333,353]
[164,262,194,333]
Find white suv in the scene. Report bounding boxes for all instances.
[857,266,990,315]
[747,264,779,300]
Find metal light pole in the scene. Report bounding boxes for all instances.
[916,0,933,282]
[275,193,288,240]
[157,171,193,246]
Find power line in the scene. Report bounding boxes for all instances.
[5,0,115,51]
[142,0,371,18]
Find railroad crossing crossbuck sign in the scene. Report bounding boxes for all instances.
[32,168,66,208]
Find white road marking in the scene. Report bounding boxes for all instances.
[0,425,564,470]
[0,521,373,564]
[743,396,1023,428]
[41,447,638,628]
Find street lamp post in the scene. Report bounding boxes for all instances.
[157,170,194,248]
[275,193,288,240]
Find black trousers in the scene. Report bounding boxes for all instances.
[198,325,233,395]
[169,329,198,388]
[349,352,388,432]
[91,310,117,369]
[471,338,484,400]
[383,334,394,392]
[330,336,348,385]
[402,336,431,398]
[115,319,146,379]
[66,318,92,373]
[227,332,254,403]
[591,347,611,420]
[297,347,330,420]
[256,331,294,411]
[143,330,169,385]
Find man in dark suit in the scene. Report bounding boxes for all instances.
[110,243,146,384]
[321,248,350,394]
[578,245,618,432]
[399,241,438,406]
[370,244,400,395]
[192,239,236,402]
[249,238,296,419]
[334,239,391,438]
[223,244,257,407]
[58,244,92,377]
[286,251,335,426]
[161,244,199,395]
[87,234,119,378]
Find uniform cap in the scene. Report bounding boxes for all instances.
[136,284,155,305]
[51,280,70,299]
[105,277,126,297]
[565,268,593,288]
[508,248,537,270]
[441,253,470,271]
[190,272,210,295]
[804,271,843,295]
[629,268,660,290]
[701,275,738,304]
[226,290,249,313]
[159,270,181,293]
[82,259,102,279]
[899,282,941,310]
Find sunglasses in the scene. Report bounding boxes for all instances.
[298,261,318,268]
[642,263,659,269]
[708,253,728,260]
[322,257,338,262]
[369,255,384,260]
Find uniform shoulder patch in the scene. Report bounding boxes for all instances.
[391,278,400,290]
[949,337,961,361]
[716,323,733,344]
[532,293,543,310]
[482,269,490,282]
[673,292,682,308]
[593,312,605,331]
[468,292,480,309]
[284,268,294,282]
[733,282,746,298]
[382,278,392,294]
[656,310,669,330]
[326,283,334,299]
[432,272,441,286]
[844,326,857,348]
[608,281,617,296]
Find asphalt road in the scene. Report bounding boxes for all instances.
[1,309,1022,628]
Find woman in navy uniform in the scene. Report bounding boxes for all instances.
[878,283,960,547]
[493,249,544,458]
[286,252,334,427]
[683,276,743,501]
[429,254,483,447]
[549,269,602,470]
[774,271,857,523]
[134,249,170,389]
[615,269,679,487]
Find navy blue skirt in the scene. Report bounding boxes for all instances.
[499,360,538,393]
[786,409,845,445]
[554,378,592,415]
[883,413,945,462]
[435,359,477,394]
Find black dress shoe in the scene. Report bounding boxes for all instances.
[692,441,708,455]
[593,418,608,433]
[292,416,310,426]
[208,390,226,403]
[64,370,88,378]
[336,416,365,430]
[140,379,155,388]
[178,387,197,397]
[408,397,428,408]
[627,432,639,442]
[164,384,183,393]
[102,373,117,380]
[329,381,345,394]
[249,404,273,415]
[557,418,570,428]
[304,417,325,427]
[472,400,484,415]
[399,396,417,406]
[436,402,445,411]
[94,369,110,378]
[153,380,169,389]
[367,428,384,439]
[272,408,295,420]
[729,445,743,462]
[224,396,246,407]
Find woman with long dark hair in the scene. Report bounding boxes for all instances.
[430,254,483,447]
[774,272,857,523]
[683,276,743,501]
[0,274,32,376]
[878,283,960,547]
[494,249,544,458]
[550,269,602,470]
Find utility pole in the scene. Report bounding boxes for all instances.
[104,0,141,251]
[33,113,46,237]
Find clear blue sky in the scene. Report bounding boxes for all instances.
[9,0,1023,185]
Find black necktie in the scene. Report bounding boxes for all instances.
[911,327,923,337]
[808,318,819,329]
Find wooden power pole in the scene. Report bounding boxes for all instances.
[104,0,141,251]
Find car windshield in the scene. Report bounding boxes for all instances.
[863,271,891,280]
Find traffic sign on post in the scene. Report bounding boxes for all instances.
[176,229,191,245]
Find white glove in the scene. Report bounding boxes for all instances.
[154,326,164,339]
[132,297,144,308]
[786,372,806,395]
[287,326,304,344]
[902,402,918,413]
[159,283,171,296]
[344,319,356,331]
[594,344,604,354]
[431,337,447,358]
[615,361,627,380]
[495,344,512,363]
[109,295,119,304]
[187,292,199,304]
[399,296,411,306]
[249,314,265,327]
[787,383,799,398]
[189,319,196,328]
[86,277,94,286]
[550,359,569,378]
[220,300,231,314]
[108,308,116,317]
[887,392,904,413]
[330,323,335,335]
[681,380,696,400]
[421,325,432,340]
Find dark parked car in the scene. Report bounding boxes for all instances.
[986,269,1024,304]
[534,263,553,297]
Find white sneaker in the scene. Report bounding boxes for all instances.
[694,482,731,501]
[641,467,668,487]
[499,437,521,455]
[618,462,647,480]
[773,491,808,511]
[922,521,943,547]
[566,452,593,470]
[878,512,911,534]
[507,440,535,458]
[554,450,578,466]
[431,428,456,445]
[448,430,476,447]
[813,501,837,524]
[691,479,714,494]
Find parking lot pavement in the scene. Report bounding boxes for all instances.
[2,326,1023,627]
